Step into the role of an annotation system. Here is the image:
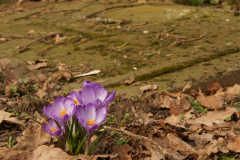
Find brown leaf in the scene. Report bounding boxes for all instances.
[204,82,222,95]
[227,137,240,152]
[225,84,240,95]
[182,83,192,92]
[144,142,165,160]
[112,144,133,160]
[188,107,238,126]
[123,75,135,84]
[131,106,155,125]
[36,89,48,99]
[36,73,47,82]
[140,85,158,94]
[167,133,197,154]
[169,100,183,116]
[164,114,185,128]
[0,110,23,125]
[197,95,223,110]
[27,62,48,71]
[18,45,28,53]
[0,58,18,70]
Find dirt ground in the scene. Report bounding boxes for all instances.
[1,0,240,160]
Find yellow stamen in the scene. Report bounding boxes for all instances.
[50,127,56,132]
[88,119,95,126]
[60,109,67,118]
[74,99,79,105]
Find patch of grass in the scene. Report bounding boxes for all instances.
[74,47,81,51]
[135,48,240,81]
[85,45,105,50]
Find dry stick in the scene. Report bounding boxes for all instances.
[17,32,62,49]
[37,36,76,56]
[104,126,175,160]
[5,35,35,39]
[14,11,41,21]
[84,3,144,19]
[0,51,28,64]
[171,32,206,47]
[0,131,21,137]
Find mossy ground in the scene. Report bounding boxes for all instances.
[0,0,240,95]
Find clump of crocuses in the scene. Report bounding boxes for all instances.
[42,81,116,155]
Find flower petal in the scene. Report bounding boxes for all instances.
[84,103,96,123]
[94,86,108,102]
[43,104,54,119]
[63,98,75,116]
[52,98,65,118]
[83,81,91,87]
[82,86,95,104]
[75,105,85,119]
[103,90,116,106]
[95,106,107,125]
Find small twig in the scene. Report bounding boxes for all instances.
[104,126,174,159]
[227,10,240,13]
[0,51,28,64]
[17,32,62,49]
[0,131,21,137]
[14,11,41,21]
[171,32,206,47]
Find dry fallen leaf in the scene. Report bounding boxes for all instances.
[140,85,158,94]
[204,82,222,95]
[0,110,23,125]
[123,75,135,85]
[227,137,240,152]
[0,58,18,70]
[27,62,48,71]
[182,83,192,92]
[197,95,223,110]
[36,89,48,99]
[225,84,240,95]
[187,107,238,126]
[131,106,155,125]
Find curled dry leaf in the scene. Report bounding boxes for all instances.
[227,137,240,152]
[0,110,23,125]
[0,58,18,70]
[123,75,135,85]
[18,45,28,53]
[140,85,158,94]
[36,89,48,99]
[204,82,222,95]
[112,144,133,160]
[164,114,185,128]
[167,133,197,155]
[187,107,238,126]
[225,84,240,95]
[27,62,48,71]
[197,95,223,110]
[131,106,155,125]
[182,83,192,92]
[27,29,35,36]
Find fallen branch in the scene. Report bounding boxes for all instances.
[104,126,175,160]
[0,51,28,64]
[17,32,62,49]
[171,32,206,47]
[84,3,144,19]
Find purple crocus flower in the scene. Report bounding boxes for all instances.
[42,119,64,138]
[43,104,54,119]
[79,81,116,107]
[77,103,107,134]
[49,96,76,128]
[77,103,107,153]
[67,91,82,106]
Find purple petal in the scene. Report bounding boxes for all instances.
[103,90,116,106]
[52,98,65,118]
[75,105,85,119]
[86,124,98,132]
[83,81,91,87]
[43,104,54,119]
[63,98,75,116]
[88,99,102,107]
[94,86,108,102]
[57,95,65,102]
[82,86,95,104]
[78,117,85,128]
[85,103,96,124]
[95,106,107,125]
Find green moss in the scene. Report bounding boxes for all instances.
[101,52,108,56]
[63,27,96,37]
[150,41,159,46]
[135,48,240,81]
[74,47,81,51]
[85,45,105,50]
